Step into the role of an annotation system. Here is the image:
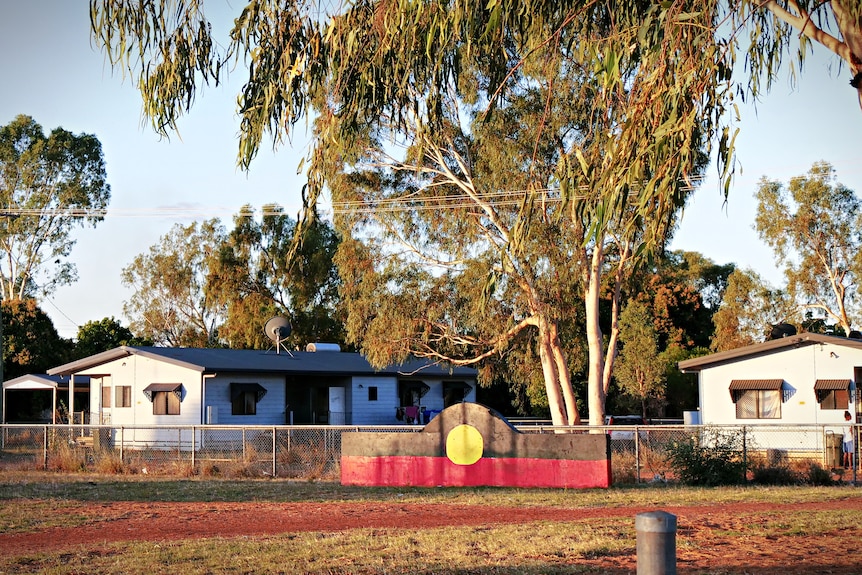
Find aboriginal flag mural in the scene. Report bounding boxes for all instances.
[340,402,611,488]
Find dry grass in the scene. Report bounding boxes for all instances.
[2,474,861,574]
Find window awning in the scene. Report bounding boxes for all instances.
[443,381,472,400]
[231,382,267,403]
[402,381,430,398]
[814,379,851,391]
[729,379,782,402]
[815,379,851,403]
[143,383,182,402]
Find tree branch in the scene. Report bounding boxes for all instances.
[763,0,854,65]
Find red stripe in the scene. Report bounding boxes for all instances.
[341,455,611,488]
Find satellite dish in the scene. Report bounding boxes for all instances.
[264,316,293,354]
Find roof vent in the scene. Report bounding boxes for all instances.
[306,343,341,352]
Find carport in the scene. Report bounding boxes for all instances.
[1,374,90,423]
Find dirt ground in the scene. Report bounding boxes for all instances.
[2,497,862,574]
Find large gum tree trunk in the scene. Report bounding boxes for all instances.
[538,319,568,427]
[548,318,580,424]
[584,243,607,427]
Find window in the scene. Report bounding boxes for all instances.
[115,385,132,408]
[819,390,850,410]
[398,381,430,408]
[367,386,378,401]
[815,379,851,410]
[729,379,783,419]
[101,386,111,409]
[143,383,182,416]
[443,381,472,407]
[231,383,267,416]
[153,391,181,415]
[734,390,782,419]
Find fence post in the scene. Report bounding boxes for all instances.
[272,426,277,477]
[636,510,677,575]
[120,426,124,463]
[635,427,641,484]
[191,426,196,471]
[742,425,748,483]
[43,425,49,470]
[854,424,858,485]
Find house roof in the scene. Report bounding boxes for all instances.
[2,373,90,390]
[46,346,477,379]
[678,333,862,373]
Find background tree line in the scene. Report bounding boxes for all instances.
[5,158,862,421]
[6,1,862,424]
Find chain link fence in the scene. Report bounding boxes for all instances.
[0,423,856,483]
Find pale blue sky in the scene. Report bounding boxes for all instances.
[1,1,861,339]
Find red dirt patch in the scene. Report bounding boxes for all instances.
[3,498,862,573]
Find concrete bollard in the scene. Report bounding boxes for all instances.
[635,510,677,575]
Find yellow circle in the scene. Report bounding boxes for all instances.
[446,424,484,465]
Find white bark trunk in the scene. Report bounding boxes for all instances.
[538,323,567,426]
[584,242,606,427]
[548,318,580,424]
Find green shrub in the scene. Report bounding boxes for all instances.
[803,462,836,486]
[750,463,800,485]
[665,427,747,486]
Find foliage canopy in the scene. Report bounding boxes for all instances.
[0,115,110,300]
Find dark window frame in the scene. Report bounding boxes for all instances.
[819,389,850,410]
[153,390,181,415]
[115,385,132,408]
[230,383,267,416]
[232,391,258,415]
[733,389,781,419]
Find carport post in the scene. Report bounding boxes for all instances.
[68,374,75,425]
[636,510,676,575]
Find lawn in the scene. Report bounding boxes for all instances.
[1,472,861,574]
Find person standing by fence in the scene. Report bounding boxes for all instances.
[843,411,855,469]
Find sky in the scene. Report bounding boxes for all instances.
[1,1,861,339]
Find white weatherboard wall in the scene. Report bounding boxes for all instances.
[348,377,477,425]
[699,341,862,427]
[76,355,203,447]
[351,376,398,424]
[203,375,287,425]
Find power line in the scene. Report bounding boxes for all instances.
[0,176,705,219]
[331,178,705,215]
[0,205,295,219]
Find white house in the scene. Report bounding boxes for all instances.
[25,345,476,429]
[678,333,862,453]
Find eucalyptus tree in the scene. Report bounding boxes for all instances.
[74,317,151,358]
[0,115,110,300]
[121,219,227,347]
[2,298,70,380]
[207,204,343,349]
[711,268,796,352]
[755,162,862,336]
[88,0,862,423]
[615,300,665,419]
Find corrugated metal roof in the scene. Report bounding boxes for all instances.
[814,379,851,390]
[2,374,91,390]
[728,379,783,390]
[47,346,477,379]
[678,333,862,372]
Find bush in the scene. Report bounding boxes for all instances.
[750,463,800,485]
[804,462,836,486]
[665,427,747,486]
